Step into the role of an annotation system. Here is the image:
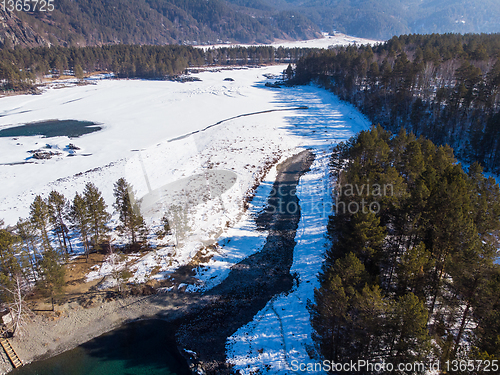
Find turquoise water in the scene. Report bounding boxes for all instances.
[12,320,190,375]
[0,120,101,138]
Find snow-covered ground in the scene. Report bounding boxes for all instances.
[195,32,381,50]
[0,66,294,225]
[0,65,371,372]
[0,65,304,287]
[224,83,370,374]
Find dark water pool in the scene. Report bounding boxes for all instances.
[0,120,101,138]
[11,320,190,375]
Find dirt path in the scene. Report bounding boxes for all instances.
[176,149,315,374]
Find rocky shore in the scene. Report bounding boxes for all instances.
[1,292,211,374]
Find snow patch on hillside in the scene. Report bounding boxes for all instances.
[195,32,381,50]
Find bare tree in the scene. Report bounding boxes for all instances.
[0,273,33,337]
[169,204,190,247]
[107,245,130,294]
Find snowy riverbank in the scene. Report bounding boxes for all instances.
[0,66,371,373]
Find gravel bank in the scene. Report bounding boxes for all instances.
[1,292,210,374]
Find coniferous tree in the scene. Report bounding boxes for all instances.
[47,190,72,255]
[472,268,500,360]
[16,218,40,281]
[69,192,92,261]
[29,195,52,252]
[387,293,431,366]
[74,64,84,80]
[113,178,148,250]
[352,284,388,360]
[37,248,65,309]
[311,252,369,362]
[396,242,434,298]
[83,182,111,251]
[0,224,22,298]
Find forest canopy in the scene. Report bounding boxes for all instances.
[294,33,500,174]
[311,126,500,371]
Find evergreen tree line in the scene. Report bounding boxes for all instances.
[293,33,500,174]
[310,126,500,373]
[0,178,150,303]
[0,44,313,91]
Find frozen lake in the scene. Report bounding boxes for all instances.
[0,65,371,374]
[0,120,101,138]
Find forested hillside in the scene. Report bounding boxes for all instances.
[293,33,500,174]
[275,0,500,40]
[4,0,500,47]
[311,126,500,371]
[1,0,321,48]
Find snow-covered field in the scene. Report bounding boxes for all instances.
[195,32,380,50]
[0,64,371,372]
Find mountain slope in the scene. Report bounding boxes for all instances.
[3,0,500,48]
[0,9,48,47]
[278,0,500,39]
[6,0,321,47]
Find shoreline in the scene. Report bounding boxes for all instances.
[1,292,212,374]
[2,149,315,374]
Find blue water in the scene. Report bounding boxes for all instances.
[0,120,101,138]
[11,320,190,375]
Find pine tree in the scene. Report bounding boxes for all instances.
[16,218,39,281]
[29,195,52,252]
[284,63,293,80]
[38,248,65,307]
[47,190,72,255]
[396,242,434,298]
[311,253,369,362]
[352,284,388,360]
[387,293,431,365]
[69,192,91,261]
[0,225,22,298]
[113,178,148,250]
[310,273,349,362]
[472,268,500,360]
[346,212,386,272]
[74,64,84,80]
[448,241,496,358]
[83,182,111,251]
